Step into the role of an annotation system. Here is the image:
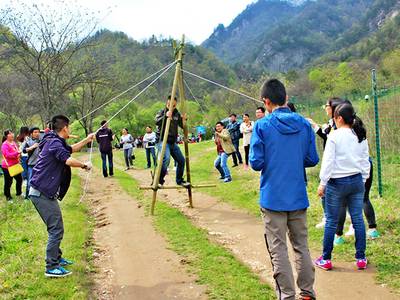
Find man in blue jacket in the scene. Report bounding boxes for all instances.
[250,79,319,300]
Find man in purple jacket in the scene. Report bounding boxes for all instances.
[30,115,94,278]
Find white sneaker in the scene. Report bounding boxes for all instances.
[316,217,326,229]
[345,224,355,237]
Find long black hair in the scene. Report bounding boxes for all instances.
[334,103,366,143]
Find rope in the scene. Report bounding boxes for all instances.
[78,61,177,121]
[79,60,177,203]
[182,69,264,104]
[183,79,206,114]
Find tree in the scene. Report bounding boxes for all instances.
[0,1,101,122]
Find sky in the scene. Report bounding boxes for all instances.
[0,0,256,44]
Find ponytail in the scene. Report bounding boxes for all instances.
[352,116,367,143]
[334,104,366,143]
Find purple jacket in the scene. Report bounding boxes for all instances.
[30,131,72,199]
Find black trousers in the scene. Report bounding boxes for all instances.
[1,167,22,199]
[336,160,377,235]
[244,145,250,165]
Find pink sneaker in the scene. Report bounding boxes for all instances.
[356,258,368,270]
[314,256,332,270]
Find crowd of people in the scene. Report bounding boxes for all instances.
[208,79,379,300]
[0,78,380,300]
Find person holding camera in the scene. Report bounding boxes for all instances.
[143,126,157,169]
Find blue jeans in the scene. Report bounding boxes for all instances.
[31,192,64,270]
[21,156,28,180]
[123,148,133,168]
[323,174,366,260]
[214,152,231,179]
[101,151,114,177]
[157,143,185,185]
[25,165,34,198]
[145,147,157,168]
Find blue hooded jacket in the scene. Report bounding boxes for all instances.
[250,107,319,211]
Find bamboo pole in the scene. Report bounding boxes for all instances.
[150,42,184,215]
[140,184,216,190]
[176,35,194,208]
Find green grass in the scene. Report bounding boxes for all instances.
[0,170,94,299]
[92,155,275,300]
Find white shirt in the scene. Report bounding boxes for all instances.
[240,121,254,146]
[120,134,134,150]
[143,132,156,148]
[319,128,370,186]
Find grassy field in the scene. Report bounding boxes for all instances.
[0,171,94,300]
[92,155,275,299]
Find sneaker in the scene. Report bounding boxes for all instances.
[60,258,74,267]
[232,164,238,168]
[45,267,72,278]
[223,177,232,183]
[243,164,249,171]
[334,235,345,246]
[218,176,225,180]
[315,217,326,229]
[345,224,355,237]
[314,256,332,270]
[356,258,368,270]
[178,181,191,188]
[367,228,380,239]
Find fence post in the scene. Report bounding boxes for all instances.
[371,69,383,197]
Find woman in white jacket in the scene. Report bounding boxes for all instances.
[315,103,370,271]
[240,114,254,171]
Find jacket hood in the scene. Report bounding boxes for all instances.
[270,107,301,135]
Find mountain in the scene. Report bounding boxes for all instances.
[202,1,301,65]
[203,0,400,73]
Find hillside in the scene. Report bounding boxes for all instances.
[203,0,400,73]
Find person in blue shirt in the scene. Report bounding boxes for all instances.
[250,79,319,300]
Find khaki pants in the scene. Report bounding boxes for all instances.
[261,208,316,300]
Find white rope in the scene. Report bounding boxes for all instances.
[182,69,264,104]
[78,61,177,121]
[79,60,177,203]
[183,79,206,114]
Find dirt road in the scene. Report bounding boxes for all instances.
[79,169,207,300]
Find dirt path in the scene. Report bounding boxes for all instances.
[78,168,207,300]
[129,168,398,300]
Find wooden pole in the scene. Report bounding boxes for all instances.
[140,184,216,190]
[176,35,193,208]
[150,39,184,215]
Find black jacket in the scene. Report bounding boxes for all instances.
[155,108,183,144]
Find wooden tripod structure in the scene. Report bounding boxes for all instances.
[140,36,215,215]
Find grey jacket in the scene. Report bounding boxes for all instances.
[22,137,41,166]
